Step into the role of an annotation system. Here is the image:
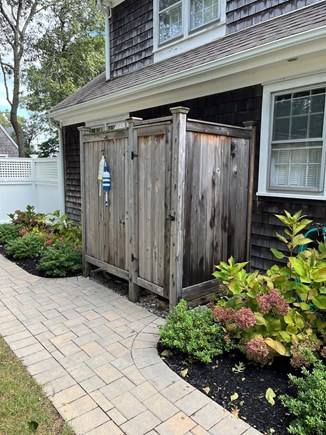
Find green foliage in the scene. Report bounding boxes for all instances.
[280,354,326,434]
[0,224,22,245]
[38,241,82,277]
[212,211,326,366]
[47,210,82,247]
[159,300,234,363]
[8,205,47,232]
[5,234,46,259]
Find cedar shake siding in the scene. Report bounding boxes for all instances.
[110,0,153,78]
[252,198,326,271]
[0,126,19,157]
[226,0,322,33]
[62,124,83,222]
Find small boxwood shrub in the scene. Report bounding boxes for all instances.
[280,354,326,434]
[5,234,46,259]
[0,224,22,246]
[38,241,82,277]
[159,299,234,363]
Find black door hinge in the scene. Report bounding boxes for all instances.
[131,151,138,160]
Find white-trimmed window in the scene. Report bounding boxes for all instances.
[154,0,225,61]
[258,75,326,200]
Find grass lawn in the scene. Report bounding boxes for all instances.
[0,336,74,435]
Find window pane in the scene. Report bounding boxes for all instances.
[311,93,325,113]
[190,0,218,29]
[159,0,179,10]
[274,99,291,117]
[159,3,182,43]
[291,115,308,139]
[273,117,290,141]
[309,114,324,138]
[270,142,322,190]
[292,96,309,115]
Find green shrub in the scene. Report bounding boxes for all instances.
[5,234,46,259]
[38,241,82,277]
[8,205,47,231]
[47,210,82,247]
[159,299,234,363]
[280,354,326,434]
[212,211,326,366]
[0,224,22,245]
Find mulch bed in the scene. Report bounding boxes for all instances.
[158,343,297,435]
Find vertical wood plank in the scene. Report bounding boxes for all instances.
[127,118,140,302]
[243,121,257,264]
[169,107,190,310]
[78,127,91,277]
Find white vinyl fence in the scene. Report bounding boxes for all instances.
[0,158,64,223]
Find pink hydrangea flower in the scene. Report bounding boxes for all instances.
[212,307,235,323]
[257,288,289,316]
[246,337,272,364]
[234,307,257,329]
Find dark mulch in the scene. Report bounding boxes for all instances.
[158,343,297,435]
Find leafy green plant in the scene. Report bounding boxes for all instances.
[0,223,22,245]
[159,299,234,363]
[280,353,326,434]
[5,234,46,259]
[37,240,82,277]
[47,210,82,247]
[8,205,47,231]
[212,211,326,366]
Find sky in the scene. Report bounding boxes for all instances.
[0,74,29,118]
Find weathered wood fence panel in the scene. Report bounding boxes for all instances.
[82,132,128,278]
[80,109,253,308]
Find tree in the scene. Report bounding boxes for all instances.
[24,0,105,152]
[0,0,52,156]
[0,0,104,157]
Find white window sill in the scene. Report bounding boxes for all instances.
[256,191,326,201]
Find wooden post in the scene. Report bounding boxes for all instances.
[78,126,92,277]
[126,117,141,302]
[169,107,190,310]
[243,121,257,266]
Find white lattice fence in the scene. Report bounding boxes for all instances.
[0,158,64,223]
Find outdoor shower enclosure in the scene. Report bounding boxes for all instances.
[80,108,255,308]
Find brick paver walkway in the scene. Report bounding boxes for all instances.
[0,255,261,435]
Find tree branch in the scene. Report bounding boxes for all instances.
[0,58,13,106]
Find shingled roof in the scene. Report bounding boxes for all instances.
[51,2,326,113]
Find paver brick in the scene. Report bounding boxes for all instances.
[80,375,106,393]
[58,395,97,421]
[120,410,161,435]
[94,363,123,384]
[112,391,146,419]
[90,390,114,412]
[156,411,197,435]
[52,384,86,408]
[192,403,227,430]
[130,381,157,402]
[85,420,124,435]
[143,392,179,421]
[70,407,109,434]
[175,390,211,416]
[100,377,135,400]
[122,366,146,386]
[14,342,45,358]
[161,380,194,403]
[107,407,127,426]
[9,335,38,350]
[81,341,106,357]
[210,414,250,434]
[43,374,76,396]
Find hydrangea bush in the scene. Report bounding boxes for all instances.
[212,211,326,366]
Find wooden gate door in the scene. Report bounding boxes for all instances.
[82,130,129,278]
[133,122,172,299]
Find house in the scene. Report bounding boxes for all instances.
[0,124,19,157]
[48,0,326,275]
